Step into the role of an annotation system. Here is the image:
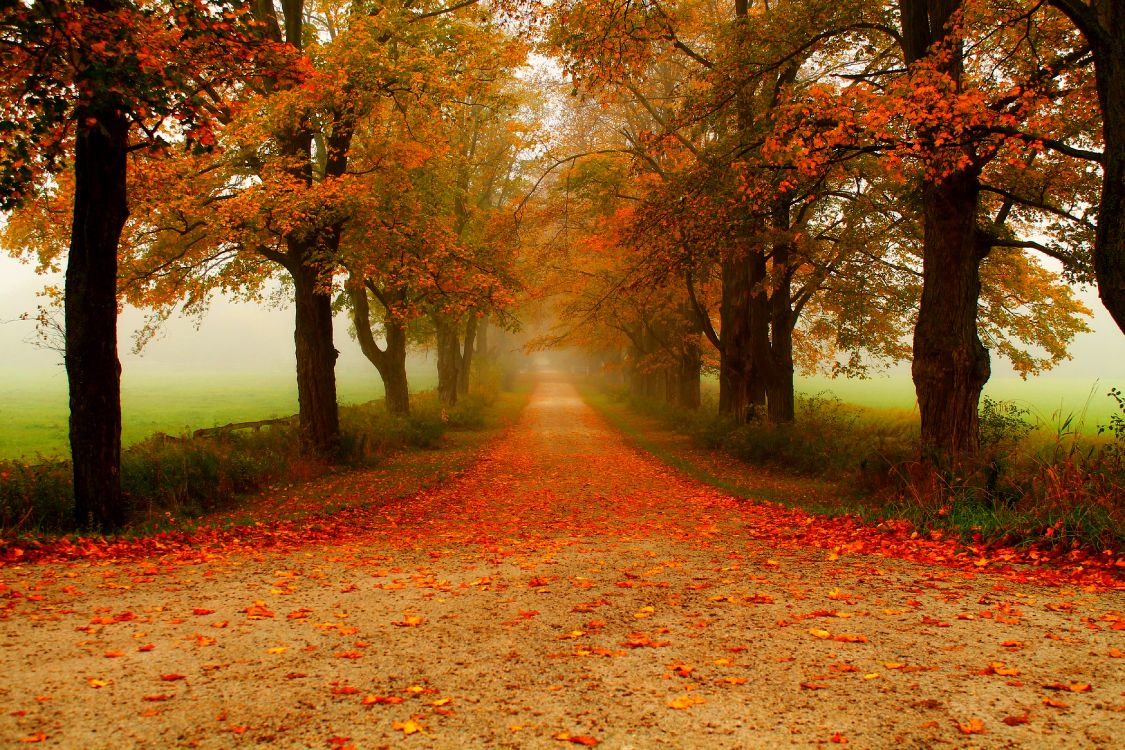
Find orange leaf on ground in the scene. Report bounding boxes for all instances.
[159,674,185,682]
[241,601,274,619]
[1002,713,1029,726]
[554,733,599,746]
[361,695,404,705]
[393,615,424,627]
[19,734,47,743]
[667,695,706,709]
[392,720,424,735]
[956,718,985,735]
[833,633,868,643]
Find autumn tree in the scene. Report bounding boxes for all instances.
[0,0,288,530]
[1046,0,1125,332]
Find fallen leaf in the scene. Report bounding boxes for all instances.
[554,733,599,746]
[392,720,424,735]
[956,718,985,735]
[362,695,404,705]
[667,694,706,709]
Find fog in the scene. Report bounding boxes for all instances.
[3,253,1124,384]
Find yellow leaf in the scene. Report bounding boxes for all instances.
[392,720,424,735]
[87,678,109,688]
[808,628,831,639]
[667,695,706,710]
[266,646,287,654]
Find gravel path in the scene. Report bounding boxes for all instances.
[1,376,1123,749]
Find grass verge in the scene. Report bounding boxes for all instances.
[0,385,529,538]
[582,382,1125,553]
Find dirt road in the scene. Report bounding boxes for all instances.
[1,376,1122,748]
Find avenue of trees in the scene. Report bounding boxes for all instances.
[1,0,1121,530]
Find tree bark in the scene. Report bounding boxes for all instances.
[66,97,128,532]
[718,249,754,420]
[766,200,796,424]
[435,318,461,407]
[292,258,340,457]
[899,0,990,460]
[348,280,410,415]
[1047,0,1125,332]
[911,170,991,458]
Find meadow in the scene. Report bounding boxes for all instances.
[0,363,438,460]
[795,374,1125,432]
[4,359,1121,461]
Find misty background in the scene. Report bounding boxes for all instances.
[3,250,1125,457]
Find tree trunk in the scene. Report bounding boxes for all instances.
[899,0,990,460]
[457,317,478,397]
[435,319,461,407]
[766,201,796,424]
[381,323,410,416]
[718,250,753,420]
[1048,0,1125,332]
[1095,38,1125,331]
[911,170,991,458]
[292,260,340,457]
[348,280,410,415]
[67,99,128,532]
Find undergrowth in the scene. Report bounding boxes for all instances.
[0,389,504,536]
[600,383,1125,551]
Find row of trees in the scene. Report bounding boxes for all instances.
[535,0,1120,469]
[2,0,537,530]
[3,0,1120,528]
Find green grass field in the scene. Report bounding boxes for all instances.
[793,375,1125,431]
[3,364,1120,460]
[0,365,438,460]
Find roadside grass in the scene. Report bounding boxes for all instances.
[0,368,438,460]
[582,382,1125,552]
[0,382,529,538]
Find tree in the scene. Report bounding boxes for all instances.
[1047,0,1125,332]
[0,0,287,530]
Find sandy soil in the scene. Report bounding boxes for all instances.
[1,375,1122,749]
